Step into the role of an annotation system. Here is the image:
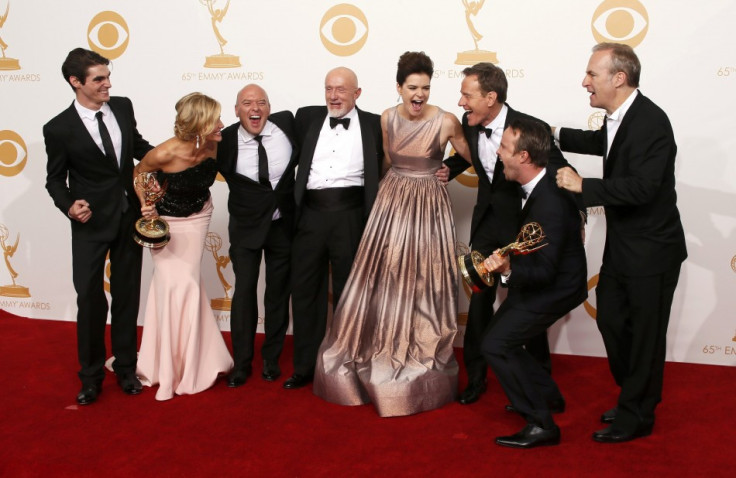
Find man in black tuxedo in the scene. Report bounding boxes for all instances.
[285,67,383,389]
[556,43,687,443]
[44,48,152,405]
[481,118,587,448]
[445,63,580,406]
[217,84,298,387]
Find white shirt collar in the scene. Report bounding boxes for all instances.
[607,89,638,122]
[74,100,110,120]
[521,168,546,199]
[239,120,274,143]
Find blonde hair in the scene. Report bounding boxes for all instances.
[173,92,221,142]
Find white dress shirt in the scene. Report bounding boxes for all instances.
[237,121,293,220]
[307,107,364,190]
[74,100,123,168]
[477,104,508,180]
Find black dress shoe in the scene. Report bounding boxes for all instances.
[600,407,617,424]
[76,384,101,405]
[261,360,281,381]
[505,398,566,415]
[227,368,252,388]
[592,424,653,443]
[283,373,313,389]
[117,374,143,395]
[458,380,487,405]
[496,424,561,449]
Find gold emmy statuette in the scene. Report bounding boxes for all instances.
[455,0,498,65]
[133,172,170,248]
[200,0,241,68]
[0,224,30,297]
[458,222,547,293]
[205,232,232,310]
[0,1,20,70]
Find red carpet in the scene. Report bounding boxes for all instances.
[1,308,735,477]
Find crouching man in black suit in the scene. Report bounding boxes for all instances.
[217,84,299,387]
[481,118,587,448]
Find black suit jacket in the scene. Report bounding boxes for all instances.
[503,173,588,314]
[293,105,383,219]
[559,92,687,275]
[218,111,299,249]
[445,105,576,254]
[44,97,153,242]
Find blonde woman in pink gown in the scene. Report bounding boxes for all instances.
[135,93,233,400]
[313,52,471,416]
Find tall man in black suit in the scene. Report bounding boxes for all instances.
[556,43,687,443]
[217,84,299,387]
[444,63,580,406]
[482,118,588,448]
[44,48,152,405]
[285,67,383,389]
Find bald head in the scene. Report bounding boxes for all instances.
[235,83,271,135]
[324,67,361,118]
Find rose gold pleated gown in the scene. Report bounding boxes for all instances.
[313,106,459,417]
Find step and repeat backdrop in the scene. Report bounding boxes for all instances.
[1,0,734,365]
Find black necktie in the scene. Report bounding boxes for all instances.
[478,125,493,138]
[329,117,350,129]
[520,185,529,199]
[96,110,127,212]
[253,135,271,187]
[96,111,118,167]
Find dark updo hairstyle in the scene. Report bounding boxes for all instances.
[396,51,434,86]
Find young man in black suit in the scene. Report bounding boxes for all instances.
[556,43,687,443]
[285,67,383,389]
[444,63,580,406]
[44,48,153,405]
[217,84,298,387]
[482,118,588,448]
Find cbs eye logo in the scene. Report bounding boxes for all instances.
[0,130,27,177]
[591,0,648,47]
[583,274,599,319]
[88,11,130,60]
[320,4,369,56]
[456,166,479,188]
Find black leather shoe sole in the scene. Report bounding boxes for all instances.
[592,424,653,443]
[283,374,312,389]
[495,424,561,449]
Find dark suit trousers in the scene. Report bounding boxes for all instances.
[463,222,551,385]
[290,205,365,376]
[71,209,142,386]
[229,219,291,371]
[482,301,565,429]
[596,264,681,433]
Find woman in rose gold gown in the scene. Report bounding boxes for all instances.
[135,93,233,401]
[313,52,471,416]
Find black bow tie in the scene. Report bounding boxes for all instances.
[330,117,350,129]
[478,125,493,138]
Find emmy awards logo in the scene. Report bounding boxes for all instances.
[455,0,498,65]
[205,232,232,311]
[0,224,30,297]
[133,172,170,249]
[0,1,20,70]
[458,222,547,293]
[201,0,241,68]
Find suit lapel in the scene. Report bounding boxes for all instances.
[357,107,378,196]
[605,92,643,175]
